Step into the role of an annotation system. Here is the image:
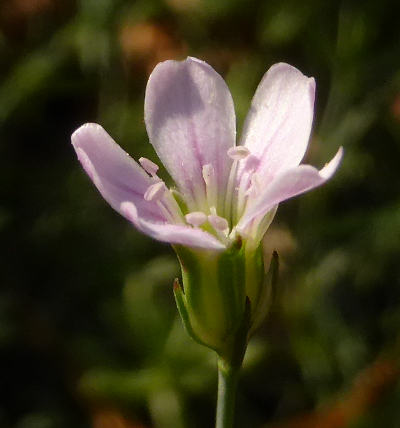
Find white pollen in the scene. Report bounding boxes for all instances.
[185,211,207,227]
[208,214,229,232]
[227,146,250,160]
[144,181,166,201]
[139,157,159,176]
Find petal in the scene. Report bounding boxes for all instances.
[237,147,343,232]
[71,123,164,222]
[121,202,226,250]
[144,57,236,212]
[239,63,315,182]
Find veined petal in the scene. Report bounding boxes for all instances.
[121,202,226,250]
[71,123,164,223]
[239,63,315,182]
[144,57,236,212]
[237,147,343,232]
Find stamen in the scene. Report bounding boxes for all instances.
[202,164,218,213]
[208,214,229,233]
[185,211,207,227]
[224,160,238,225]
[144,181,166,202]
[157,201,177,224]
[139,157,159,176]
[144,181,185,224]
[162,189,186,224]
[224,148,255,226]
[227,146,250,161]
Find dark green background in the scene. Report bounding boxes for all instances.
[1,0,400,427]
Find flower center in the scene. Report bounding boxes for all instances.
[140,146,261,246]
[225,147,261,226]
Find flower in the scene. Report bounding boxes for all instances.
[71,57,342,351]
[71,57,342,253]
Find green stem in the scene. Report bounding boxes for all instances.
[215,298,250,428]
[216,358,240,428]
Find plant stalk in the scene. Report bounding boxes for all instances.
[216,358,240,428]
[215,298,250,428]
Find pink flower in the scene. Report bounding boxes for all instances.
[72,57,342,251]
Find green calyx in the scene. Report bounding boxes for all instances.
[173,242,246,354]
[173,241,279,358]
[249,250,279,335]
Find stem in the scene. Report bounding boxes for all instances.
[215,298,250,428]
[216,358,240,428]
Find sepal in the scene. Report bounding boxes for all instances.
[219,297,252,370]
[249,251,279,335]
[172,278,215,349]
[173,243,247,354]
[172,244,279,356]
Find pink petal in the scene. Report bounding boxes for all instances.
[71,123,164,222]
[144,57,236,211]
[237,147,343,232]
[239,63,315,182]
[121,202,226,250]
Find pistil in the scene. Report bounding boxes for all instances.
[234,154,260,224]
[235,172,251,223]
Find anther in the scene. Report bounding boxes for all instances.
[139,157,159,176]
[185,211,207,227]
[208,214,229,232]
[227,146,250,160]
[144,181,166,202]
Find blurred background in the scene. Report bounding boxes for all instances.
[1,0,400,427]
